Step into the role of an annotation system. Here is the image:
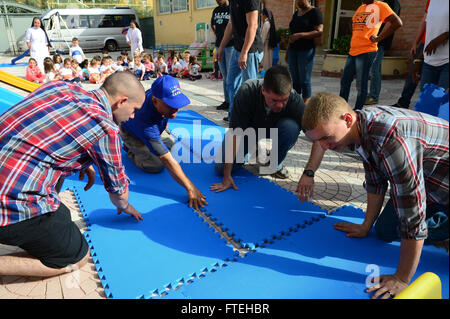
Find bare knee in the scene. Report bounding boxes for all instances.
[70,251,90,271]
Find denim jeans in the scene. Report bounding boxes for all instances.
[339,51,377,110]
[287,48,316,99]
[375,198,449,244]
[227,48,264,118]
[369,47,385,101]
[214,117,300,175]
[420,62,449,92]
[396,42,424,108]
[217,46,233,103]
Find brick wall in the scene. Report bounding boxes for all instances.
[263,0,427,57]
[388,0,427,56]
[262,0,294,29]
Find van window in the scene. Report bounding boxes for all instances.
[78,16,89,28]
[88,15,103,29]
[88,14,136,28]
[59,15,89,29]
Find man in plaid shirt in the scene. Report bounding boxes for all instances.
[302,92,449,299]
[0,72,145,277]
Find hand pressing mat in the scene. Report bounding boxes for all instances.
[169,110,327,247]
[64,147,237,299]
[163,206,449,299]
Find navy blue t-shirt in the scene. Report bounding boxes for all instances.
[122,89,169,156]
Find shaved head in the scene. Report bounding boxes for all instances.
[101,71,146,125]
[100,71,145,102]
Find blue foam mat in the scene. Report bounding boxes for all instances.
[164,206,449,299]
[170,111,327,247]
[0,86,23,115]
[64,150,237,299]
[169,110,226,161]
[181,162,327,247]
[0,62,28,67]
[63,110,448,299]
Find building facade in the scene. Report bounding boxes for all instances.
[264,0,428,57]
[153,0,216,46]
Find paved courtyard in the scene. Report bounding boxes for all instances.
[0,53,420,299]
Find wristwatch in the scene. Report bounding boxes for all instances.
[303,169,315,178]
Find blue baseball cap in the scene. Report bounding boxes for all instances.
[151,75,190,109]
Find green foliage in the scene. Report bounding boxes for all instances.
[332,34,352,55]
[276,28,291,40]
[276,28,291,50]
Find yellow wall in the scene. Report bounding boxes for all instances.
[154,0,215,45]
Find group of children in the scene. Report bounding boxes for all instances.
[25,37,205,85]
[131,49,203,82]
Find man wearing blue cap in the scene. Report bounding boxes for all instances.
[120,75,208,211]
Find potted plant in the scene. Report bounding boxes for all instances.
[276,28,291,51]
[322,34,351,76]
[331,34,351,55]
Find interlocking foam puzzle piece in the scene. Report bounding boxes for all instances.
[414,83,449,117]
[438,102,449,122]
[163,205,449,299]
[0,86,23,114]
[64,148,237,299]
[169,110,327,248]
[181,161,327,248]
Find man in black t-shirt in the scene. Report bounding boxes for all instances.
[216,0,264,122]
[211,66,325,203]
[211,0,233,111]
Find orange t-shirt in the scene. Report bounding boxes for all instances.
[349,1,395,56]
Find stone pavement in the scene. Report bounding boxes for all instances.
[0,53,419,299]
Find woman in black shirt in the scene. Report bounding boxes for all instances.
[286,0,323,103]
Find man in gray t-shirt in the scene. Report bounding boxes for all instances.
[211,66,325,202]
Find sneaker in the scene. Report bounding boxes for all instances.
[271,166,289,179]
[390,102,407,109]
[365,97,379,105]
[223,116,229,122]
[216,101,229,110]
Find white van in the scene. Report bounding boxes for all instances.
[18,7,139,53]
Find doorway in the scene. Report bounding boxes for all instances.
[330,0,360,46]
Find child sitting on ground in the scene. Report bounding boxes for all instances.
[80,59,90,81]
[112,56,125,72]
[52,54,63,74]
[100,56,114,78]
[157,56,168,77]
[179,51,191,78]
[169,56,183,78]
[120,50,129,68]
[60,58,81,83]
[167,50,175,71]
[26,57,46,83]
[88,57,105,84]
[43,58,62,82]
[130,56,145,81]
[187,55,202,81]
[71,59,83,81]
[142,54,155,80]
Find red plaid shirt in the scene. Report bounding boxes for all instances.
[356,106,449,240]
[0,81,129,226]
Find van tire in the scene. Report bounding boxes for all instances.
[105,40,118,52]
